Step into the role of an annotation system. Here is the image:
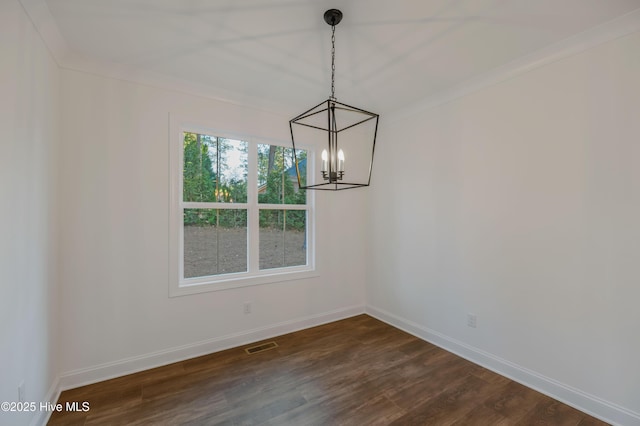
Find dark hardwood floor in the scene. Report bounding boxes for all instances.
[48,315,608,425]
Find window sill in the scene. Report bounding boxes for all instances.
[169,268,319,297]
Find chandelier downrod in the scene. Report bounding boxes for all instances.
[324,9,342,101]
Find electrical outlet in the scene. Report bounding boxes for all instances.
[243,302,252,314]
[18,381,25,402]
[467,313,477,328]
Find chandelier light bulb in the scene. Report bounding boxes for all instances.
[321,149,328,172]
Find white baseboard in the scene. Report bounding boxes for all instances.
[31,377,61,426]
[57,304,365,392]
[365,305,640,426]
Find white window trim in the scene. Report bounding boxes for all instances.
[169,116,317,297]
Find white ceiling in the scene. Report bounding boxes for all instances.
[28,0,640,114]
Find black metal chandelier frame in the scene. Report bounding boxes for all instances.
[290,9,379,191]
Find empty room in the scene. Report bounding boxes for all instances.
[2,0,639,425]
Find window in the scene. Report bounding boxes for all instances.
[170,123,315,296]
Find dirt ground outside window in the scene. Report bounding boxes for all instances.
[183,226,306,278]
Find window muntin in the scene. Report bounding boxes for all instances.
[173,127,314,294]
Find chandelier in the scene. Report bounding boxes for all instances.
[290,9,379,191]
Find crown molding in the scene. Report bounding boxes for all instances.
[19,0,640,121]
[17,0,295,117]
[18,0,70,66]
[60,53,295,118]
[388,7,640,122]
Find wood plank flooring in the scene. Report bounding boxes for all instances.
[48,315,609,425]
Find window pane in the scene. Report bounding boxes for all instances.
[184,208,247,278]
[183,132,248,203]
[258,144,306,205]
[259,209,307,270]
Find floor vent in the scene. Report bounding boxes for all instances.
[245,341,278,355]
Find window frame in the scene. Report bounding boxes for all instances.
[169,118,316,297]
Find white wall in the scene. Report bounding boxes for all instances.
[56,69,368,384]
[368,31,640,424]
[0,1,60,425]
[7,0,637,423]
